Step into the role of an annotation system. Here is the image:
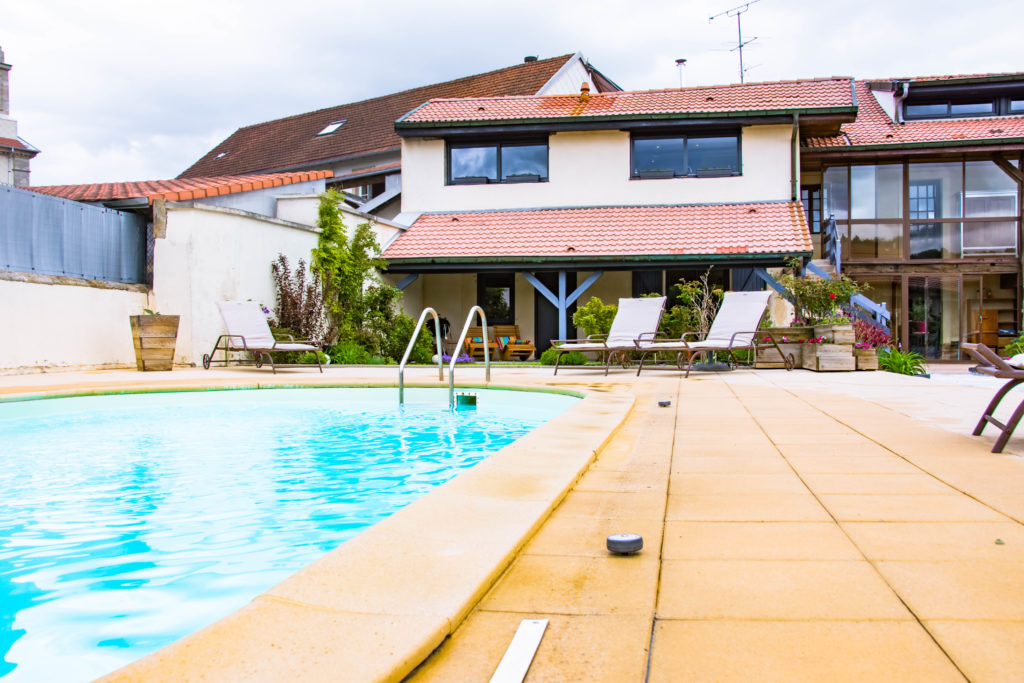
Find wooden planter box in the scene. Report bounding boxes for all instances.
[129,314,179,371]
[755,327,813,369]
[855,348,879,371]
[801,343,855,372]
[814,323,855,344]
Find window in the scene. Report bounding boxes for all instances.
[903,96,1024,120]
[801,185,822,233]
[317,120,346,136]
[477,273,514,324]
[631,133,739,178]
[1011,100,1024,113]
[448,141,548,185]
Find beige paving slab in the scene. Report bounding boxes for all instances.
[524,512,664,560]
[800,472,955,495]
[551,489,666,521]
[662,521,862,561]
[785,454,922,474]
[876,560,1024,620]
[657,560,911,620]
[408,612,652,682]
[819,493,1006,522]
[100,598,448,683]
[666,493,832,522]
[926,620,1024,683]
[776,441,897,458]
[842,522,1024,561]
[648,620,965,683]
[481,554,659,616]
[573,467,668,494]
[669,472,808,496]
[671,454,793,474]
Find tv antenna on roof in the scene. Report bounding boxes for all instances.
[709,0,761,83]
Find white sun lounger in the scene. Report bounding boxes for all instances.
[550,296,666,375]
[203,301,323,373]
[635,290,792,377]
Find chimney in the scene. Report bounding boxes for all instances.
[523,55,538,63]
[579,82,591,103]
[0,46,10,116]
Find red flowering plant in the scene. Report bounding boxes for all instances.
[777,266,867,325]
[854,319,892,349]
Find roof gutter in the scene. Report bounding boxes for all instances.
[382,251,811,272]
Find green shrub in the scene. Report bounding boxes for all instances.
[572,297,617,337]
[878,348,928,376]
[297,350,329,365]
[540,347,589,366]
[380,312,435,364]
[1004,333,1024,356]
[327,340,370,365]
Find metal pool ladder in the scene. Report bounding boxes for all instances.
[398,307,445,405]
[448,306,491,407]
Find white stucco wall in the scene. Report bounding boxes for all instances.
[401,125,794,213]
[195,179,327,217]
[151,204,321,365]
[538,57,595,95]
[0,276,149,372]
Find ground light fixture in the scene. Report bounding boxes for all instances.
[607,533,643,555]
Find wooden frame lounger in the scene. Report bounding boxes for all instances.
[963,342,1024,453]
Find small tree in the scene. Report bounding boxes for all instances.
[572,297,617,337]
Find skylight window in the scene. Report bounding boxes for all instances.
[317,120,346,136]
[215,152,228,159]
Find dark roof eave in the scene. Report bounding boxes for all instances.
[802,136,1024,155]
[395,107,858,134]
[382,251,810,272]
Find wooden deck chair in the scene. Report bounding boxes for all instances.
[204,301,322,374]
[635,290,793,377]
[494,325,536,361]
[463,326,499,360]
[550,297,667,375]
[963,343,1024,453]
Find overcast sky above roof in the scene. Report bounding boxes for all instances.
[4,0,1021,186]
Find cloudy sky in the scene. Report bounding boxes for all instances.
[3,0,1022,186]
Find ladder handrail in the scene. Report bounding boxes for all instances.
[398,307,445,405]
[449,306,490,407]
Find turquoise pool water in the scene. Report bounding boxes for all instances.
[0,387,577,681]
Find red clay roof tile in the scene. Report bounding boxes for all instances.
[0,136,27,150]
[382,202,811,262]
[29,170,333,204]
[180,55,585,178]
[398,78,854,126]
[804,80,1024,150]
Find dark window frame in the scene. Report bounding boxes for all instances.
[903,96,1024,120]
[477,272,516,325]
[801,184,822,234]
[629,131,742,179]
[446,139,549,185]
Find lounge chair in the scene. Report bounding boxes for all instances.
[963,343,1024,453]
[635,290,793,377]
[463,326,498,360]
[494,325,536,361]
[550,296,667,375]
[203,301,323,373]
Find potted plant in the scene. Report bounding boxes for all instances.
[852,319,891,371]
[800,335,856,372]
[129,309,180,371]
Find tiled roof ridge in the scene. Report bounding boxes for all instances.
[30,170,333,204]
[418,199,799,216]
[418,76,855,105]
[232,54,576,132]
[857,71,1024,84]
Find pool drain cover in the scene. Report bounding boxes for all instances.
[607,533,643,555]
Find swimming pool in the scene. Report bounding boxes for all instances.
[0,387,577,681]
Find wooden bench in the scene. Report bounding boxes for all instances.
[494,325,536,361]
[463,326,498,359]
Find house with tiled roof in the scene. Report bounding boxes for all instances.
[384,78,858,352]
[180,53,620,221]
[0,46,40,188]
[801,72,1024,361]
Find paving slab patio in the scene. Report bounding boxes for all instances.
[3,363,1023,681]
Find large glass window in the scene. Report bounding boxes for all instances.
[909,162,963,218]
[850,165,903,219]
[963,221,1018,256]
[822,166,849,220]
[631,133,739,178]
[910,222,961,259]
[964,160,1019,217]
[477,273,514,324]
[448,141,547,184]
[843,223,902,260]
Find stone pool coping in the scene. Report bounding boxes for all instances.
[0,372,633,683]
